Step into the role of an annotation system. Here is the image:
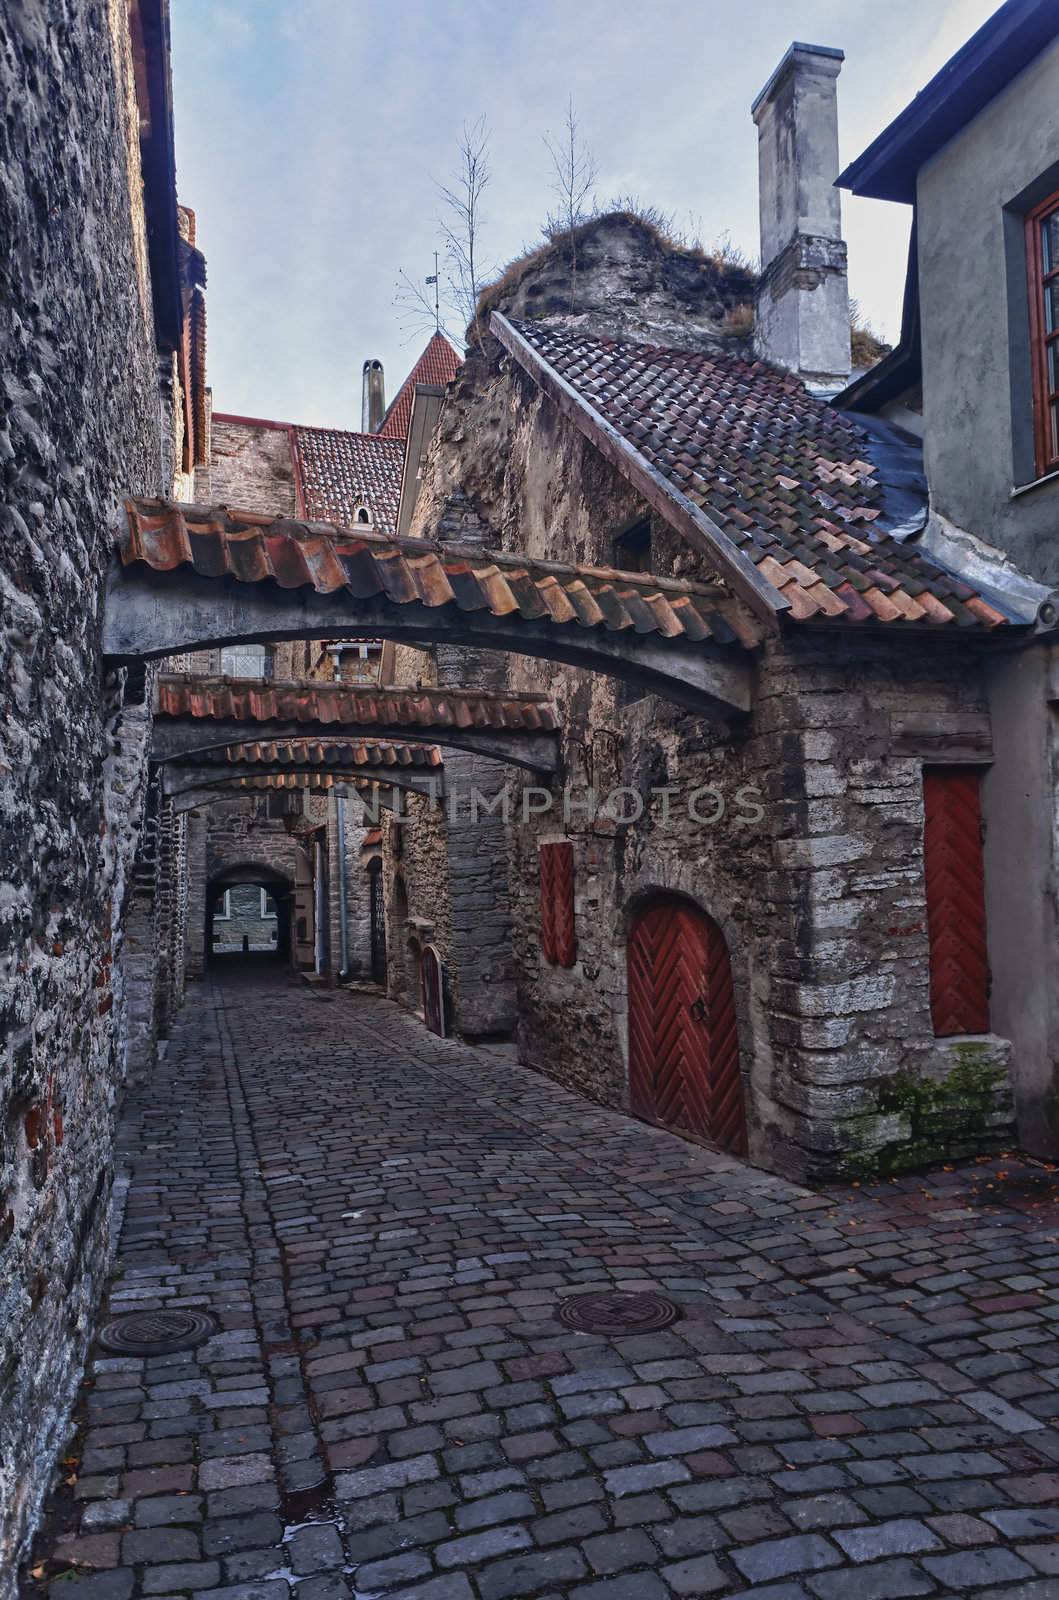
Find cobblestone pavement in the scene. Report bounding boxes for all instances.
[21,966,1059,1600]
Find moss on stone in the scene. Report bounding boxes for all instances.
[849,1052,1012,1177]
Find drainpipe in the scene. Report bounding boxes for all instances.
[336,792,350,978]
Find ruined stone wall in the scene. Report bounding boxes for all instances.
[411,330,1011,1179]
[0,0,167,1576]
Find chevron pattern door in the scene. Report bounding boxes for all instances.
[923,768,990,1036]
[628,897,747,1156]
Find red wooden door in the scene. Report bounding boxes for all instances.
[923,768,990,1035]
[628,897,747,1155]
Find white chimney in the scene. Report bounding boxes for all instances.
[752,43,850,394]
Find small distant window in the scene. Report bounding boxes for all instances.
[1026,189,1059,475]
[612,517,652,574]
[220,643,274,680]
[356,506,371,524]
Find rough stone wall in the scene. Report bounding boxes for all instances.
[0,0,167,1577]
[202,799,305,892]
[209,418,297,516]
[381,794,454,1015]
[408,233,1012,1178]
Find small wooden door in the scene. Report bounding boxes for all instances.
[628,897,747,1155]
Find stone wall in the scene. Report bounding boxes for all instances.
[0,0,168,1577]
[209,417,297,516]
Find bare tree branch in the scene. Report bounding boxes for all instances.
[437,118,492,351]
[393,267,461,348]
[543,98,598,278]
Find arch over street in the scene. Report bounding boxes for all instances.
[150,675,562,772]
[106,500,759,717]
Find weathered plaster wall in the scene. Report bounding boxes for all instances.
[0,0,166,1577]
[981,645,1059,1154]
[917,36,1059,580]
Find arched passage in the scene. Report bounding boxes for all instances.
[106,501,758,718]
[627,894,747,1156]
[207,862,293,967]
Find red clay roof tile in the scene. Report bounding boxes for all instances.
[376,333,462,440]
[500,317,1014,630]
[123,499,759,652]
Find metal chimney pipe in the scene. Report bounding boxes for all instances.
[362,359,386,432]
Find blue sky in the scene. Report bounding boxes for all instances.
[171,0,998,431]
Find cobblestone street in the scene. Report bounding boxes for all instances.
[22,966,1059,1600]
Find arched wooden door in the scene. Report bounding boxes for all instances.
[628,897,747,1156]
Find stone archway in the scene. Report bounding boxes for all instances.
[206,861,294,967]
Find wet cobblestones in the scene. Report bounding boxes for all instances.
[20,966,1059,1598]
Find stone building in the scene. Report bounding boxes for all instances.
[0,0,192,1575]
[386,31,1057,1182]
[7,0,1059,1582]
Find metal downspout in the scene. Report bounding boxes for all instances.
[337,792,350,977]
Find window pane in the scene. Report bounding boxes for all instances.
[1046,279,1059,336]
[1051,401,1059,463]
[1043,209,1059,274]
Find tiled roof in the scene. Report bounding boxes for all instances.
[293,428,404,534]
[496,316,1012,629]
[194,739,443,770]
[123,500,759,649]
[154,673,561,734]
[377,333,462,440]
[199,772,417,796]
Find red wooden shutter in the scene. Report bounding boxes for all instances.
[539,842,576,967]
[923,768,990,1036]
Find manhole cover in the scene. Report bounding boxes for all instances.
[97,1308,218,1356]
[557,1290,680,1336]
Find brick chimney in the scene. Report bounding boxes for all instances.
[361,359,386,432]
[752,43,850,394]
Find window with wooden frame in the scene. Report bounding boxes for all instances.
[1026,188,1059,477]
[922,767,990,1037]
[539,841,576,968]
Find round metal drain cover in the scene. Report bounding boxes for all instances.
[557,1290,680,1336]
[97,1308,218,1356]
